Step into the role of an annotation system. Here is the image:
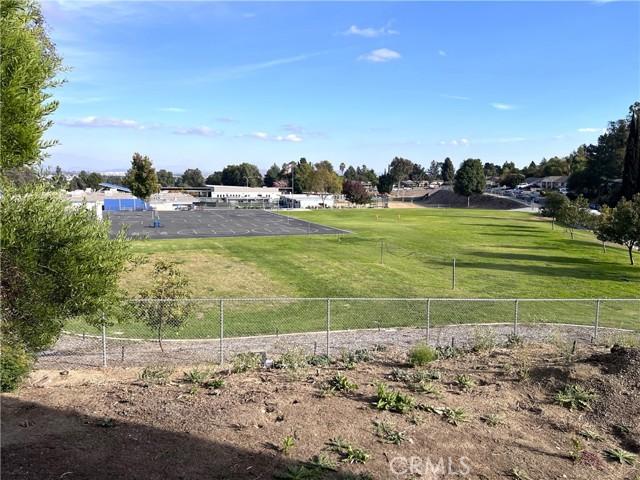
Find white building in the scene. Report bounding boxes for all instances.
[281,194,335,209]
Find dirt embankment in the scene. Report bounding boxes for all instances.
[415,189,525,209]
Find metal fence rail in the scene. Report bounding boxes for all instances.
[37,298,639,369]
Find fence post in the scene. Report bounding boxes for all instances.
[101,314,107,368]
[514,299,519,335]
[219,299,224,364]
[426,299,431,344]
[326,299,331,357]
[594,299,601,340]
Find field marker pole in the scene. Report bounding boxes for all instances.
[326,299,331,357]
[380,241,384,264]
[101,313,107,368]
[594,299,601,340]
[426,299,431,344]
[219,299,224,364]
[514,300,519,335]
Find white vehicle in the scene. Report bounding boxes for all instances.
[559,188,569,195]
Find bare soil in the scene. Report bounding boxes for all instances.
[2,343,639,480]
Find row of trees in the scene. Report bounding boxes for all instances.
[541,192,640,265]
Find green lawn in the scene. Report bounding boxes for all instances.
[66,208,639,338]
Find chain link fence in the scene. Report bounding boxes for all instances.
[37,298,640,369]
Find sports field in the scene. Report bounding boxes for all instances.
[119,208,639,300]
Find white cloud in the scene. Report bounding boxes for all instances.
[358,48,401,63]
[342,24,399,38]
[438,50,447,57]
[491,102,516,110]
[239,131,303,142]
[439,138,469,146]
[450,140,458,146]
[159,107,186,113]
[282,124,305,134]
[59,116,148,130]
[460,138,469,145]
[217,117,239,123]
[577,127,605,133]
[173,126,222,137]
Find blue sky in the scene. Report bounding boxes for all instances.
[42,1,639,175]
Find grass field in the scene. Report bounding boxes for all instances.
[120,208,639,299]
[61,208,640,339]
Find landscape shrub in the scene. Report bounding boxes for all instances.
[408,343,438,366]
[0,339,34,392]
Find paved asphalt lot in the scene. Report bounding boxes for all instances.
[107,209,350,239]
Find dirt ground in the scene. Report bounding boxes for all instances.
[2,342,639,480]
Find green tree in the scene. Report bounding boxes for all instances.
[137,260,194,352]
[220,163,262,187]
[483,162,498,177]
[264,163,283,187]
[557,195,589,239]
[540,192,569,230]
[180,168,205,187]
[1,0,66,170]
[50,166,67,189]
[388,156,413,193]
[157,169,175,187]
[308,165,342,206]
[342,180,373,205]
[621,102,640,201]
[428,161,442,181]
[596,194,640,265]
[377,172,394,195]
[441,157,455,183]
[410,163,427,182]
[454,158,485,200]
[124,153,159,202]
[339,162,346,175]
[1,185,131,390]
[343,165,357,181]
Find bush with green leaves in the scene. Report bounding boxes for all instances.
[408,343,438,366]
[232,352,263,373]
[375,382,415,413]
[0,340,35,392]
[554,384,597,411]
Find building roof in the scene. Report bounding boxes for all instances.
[99,183,131,193]
[539,176,569,183]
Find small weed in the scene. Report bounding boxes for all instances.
[615,423,633,434]
[232,352,262,373]
[409,413,423,425]
[97,418,114,428]
[578,430,604,441]
[203,378,225,390]
[570,437,584,462]
[275,348,311,371]
[188,386,199,395]
[282,435,296,456]
[305,454,338,472]
[577,450,606,469]
[390,367,409,382]
[509,468,532,480]
[325,437,350,452]
[506,333,525,347]
[308,355,332,367]
[137,367,173,385]
[373,420,411,445]
[470,327,496,352]
[183,367,210,384]
[514,354,532,382]
[605,447,637,465]
[341,349,371,366]
[436,345,463,359]
[456,373,475,390]
[342,445,371,464]
[273,464,322,479]
[408,343,438,366]
[481,413,503,427]
[554,384,597,411]
[407,380,442,398]
[373,344,387,352]
[329,373,358,392]
[443,407,468,426]
[375,382,415,413]
[551,335,576,363]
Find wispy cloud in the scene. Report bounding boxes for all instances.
[217,117,239,123]
[59,116,150,130]
[173,126,222,137]
[439,138,469,146]
[194,52,327,83]
[281,124,325,138]
[341,23,399,38]
[159,107,186,113]
[442,94,471,101]
[577,127,605,133]
[438,50,447,57]
[358,48,401,63]
[239,131,302,142]
[491,102,516,110]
